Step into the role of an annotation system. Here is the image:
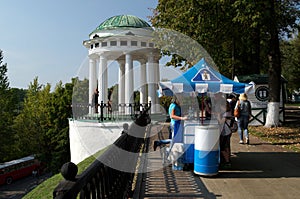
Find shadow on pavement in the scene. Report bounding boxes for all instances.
[217,152,300,178]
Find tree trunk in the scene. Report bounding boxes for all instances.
[265,0,282,127]
[251,27,261,74]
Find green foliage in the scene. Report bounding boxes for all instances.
[0,71,84,172]
[72,77,89,103]
[12,77,74,173]
[9,88,27,114]
[151,0,300,79]
[46,81,73,172]
[0,50,14,162]
[0,50,9,91]
[0,51,28,162]
[0,88,27,161]
[281,33,300,94]
[72,77,89,118]
[13,78,52,158]
[0,52,114,174]
[159,96,172,113]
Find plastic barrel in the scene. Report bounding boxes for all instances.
[183,122,197,164]
[194,125,220,176]
[183,144,194,163]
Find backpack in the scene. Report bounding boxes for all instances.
[240,100,250,115]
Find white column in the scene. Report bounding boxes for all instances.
[140,59,147,108]
[147,54,156,113]
[154,57,160,113]
[155,59,160,86]
[89,57,97,114]
[98,55,108,107]
[103,60,108,104]
[118,59,125,112]
[125,53,134,112]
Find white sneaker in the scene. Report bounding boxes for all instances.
[239,140,244,144]
[245,138,249,145]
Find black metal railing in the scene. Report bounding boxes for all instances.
[53,128,150,199]
[72,102,151,122]
[250,106,285,125]
[53,107,151,199]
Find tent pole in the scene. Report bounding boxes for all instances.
[201,93,204,125]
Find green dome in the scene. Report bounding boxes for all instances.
[93,15,151,31]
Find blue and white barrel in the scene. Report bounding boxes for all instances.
[194,125,220,176]
[183,121,198,164]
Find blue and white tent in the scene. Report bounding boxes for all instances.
[159,58,255,96]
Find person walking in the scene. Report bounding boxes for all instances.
[235,93,252,144]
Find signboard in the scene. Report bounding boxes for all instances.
[255,86,269,101]
[248,85,268,108]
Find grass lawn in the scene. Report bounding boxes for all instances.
[249,124,300,152]
[285,103,300,107]
[249,103,300,152]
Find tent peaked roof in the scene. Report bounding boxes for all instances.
[159,58,255,95]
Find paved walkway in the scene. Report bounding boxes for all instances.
[138,122,300,199]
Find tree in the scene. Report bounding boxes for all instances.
[264,1,282,127]
[72,78,89,118]
[281,33,300,96]
[150,0,265,76]
[8,88,27,115]
[46,81,73,172]
[0,50,9,91]
[0,50,28,162]
[151,0,300,127]
[13,78,52,158]
[13,78,74,173]
[232,1,283,126]
[1,49,73,170]
[0,50,12,162]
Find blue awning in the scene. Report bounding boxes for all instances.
[159,58,255,96]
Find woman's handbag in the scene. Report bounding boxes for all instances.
[234,101,240,117]
[230,121,238,132]
[224,119,238,133]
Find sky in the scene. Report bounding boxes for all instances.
[0,0,181,89]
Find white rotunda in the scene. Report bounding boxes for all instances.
[83,15,160,114]
[69,15,162,164]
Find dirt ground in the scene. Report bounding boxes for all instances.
[249,123,300,152]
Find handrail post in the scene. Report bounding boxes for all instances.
[129,103,133,117]
[100,101,104,122]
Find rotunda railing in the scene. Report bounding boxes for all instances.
[72,101,151,122]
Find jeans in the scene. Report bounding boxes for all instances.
[237,115,249,141]
[170,121,184,143]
